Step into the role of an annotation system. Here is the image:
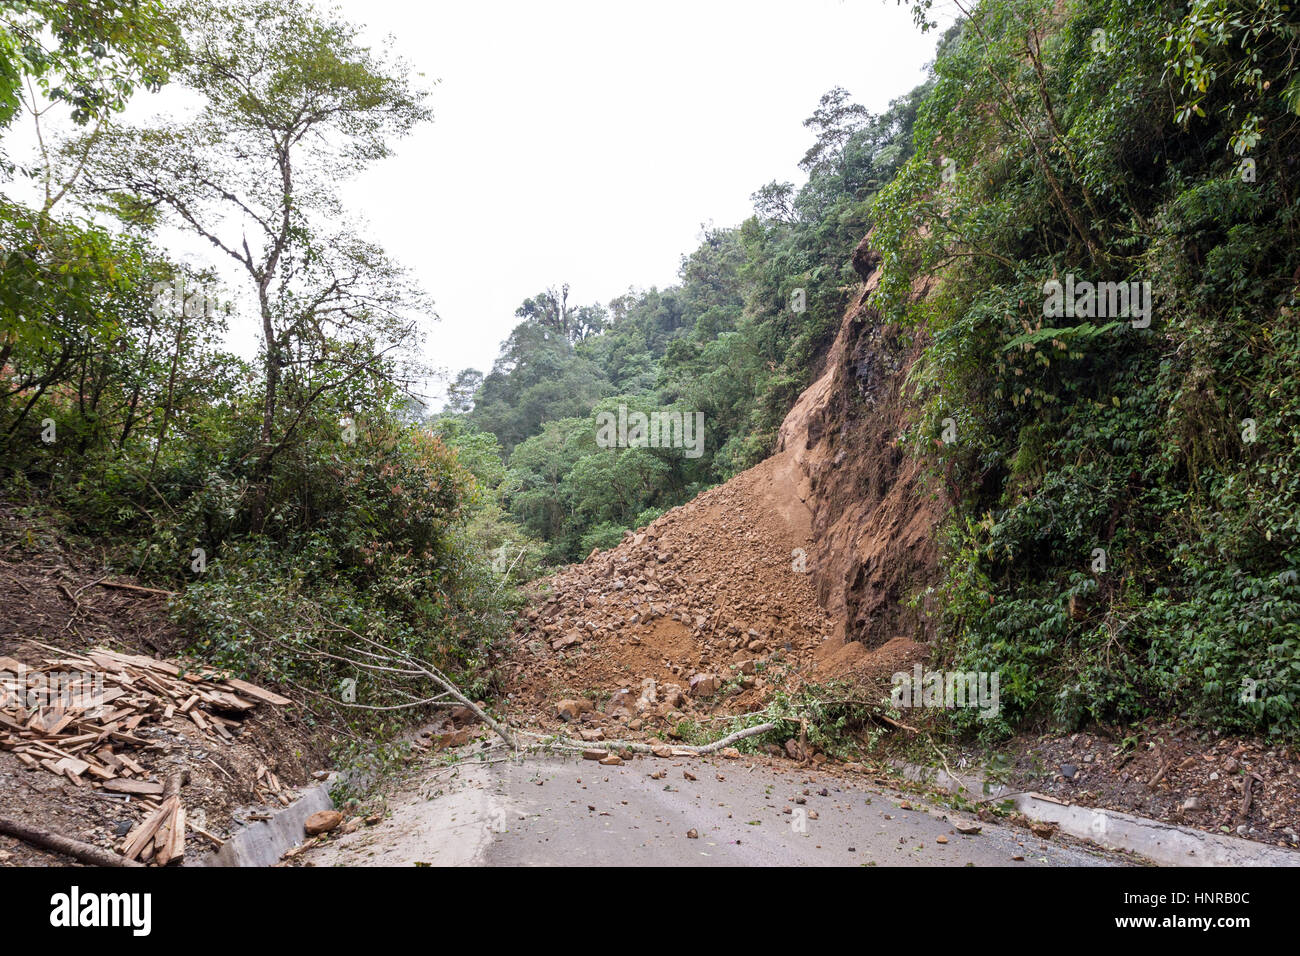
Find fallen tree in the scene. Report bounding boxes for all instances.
[0,816,143,867]
[522,721,779,756]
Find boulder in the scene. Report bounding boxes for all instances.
[660,684,686,708]
[605,687,635,717]
[635,678,658,713]
[688,673,720,697]
[304,810,343,836]
[557,698,594,721]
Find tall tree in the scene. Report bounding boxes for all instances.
[799,86,870,175]
[515,284,607,343]
[446,368,483,414]
[79,0,432,528]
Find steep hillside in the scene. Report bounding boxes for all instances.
[502,240,938,736]
[779,241,941,654]
[497,244,1300,849]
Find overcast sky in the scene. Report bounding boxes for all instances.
[7,0,955,407]
[328,0,953,405]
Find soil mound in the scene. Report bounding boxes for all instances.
[503,241,941,737]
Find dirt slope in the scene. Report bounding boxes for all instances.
[0,504,328,866]
[503,241,938,738]
[779,245,942,659]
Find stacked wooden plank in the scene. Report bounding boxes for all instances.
[121,773,186,865]
[0,645,292,864]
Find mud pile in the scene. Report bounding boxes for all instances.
[502,238,940,740]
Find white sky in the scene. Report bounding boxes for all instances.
[4,0,954,407]
[332,0,948,404]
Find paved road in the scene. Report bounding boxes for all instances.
[306,752,1124,867]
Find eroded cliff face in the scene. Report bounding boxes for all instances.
[778,235,941,657]
[503,235,941,727]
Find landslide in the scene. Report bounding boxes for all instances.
[501,240,943,741]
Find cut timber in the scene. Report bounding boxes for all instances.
[52,756,89,778]
[121,771,186,863]
[122,801,172,860]
[221,678,291,707]
[190,823,224,847]
[208,691,255,713]
[0,815,143,867]
[0,644,292,792]
[116,753,145,775]
[101,778,164,796]
[154,803,185,866]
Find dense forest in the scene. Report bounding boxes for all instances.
[436,80,933,566]
[3,0,1300,748]
[876,0,1300,739]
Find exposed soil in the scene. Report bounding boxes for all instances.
[499,449,914,741]
[0,502,330,867]
[499,252,936,746]
[777,254,942,650]
[497,242,1300,858]
[993,723,1300,849]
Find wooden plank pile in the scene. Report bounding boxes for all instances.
[0,645,292,864]
[121,772,187,865]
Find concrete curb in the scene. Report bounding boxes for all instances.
[890,760,1300,867]
[189,779,336,867]
[189,723,446,866]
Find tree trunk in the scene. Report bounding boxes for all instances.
[248,298,280,533]
[0,816,144,867]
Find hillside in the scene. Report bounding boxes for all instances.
[500,251,933,731]
[499,238,1300,848]
[4,0,1300,880]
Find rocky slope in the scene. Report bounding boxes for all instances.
[502,238,941,741]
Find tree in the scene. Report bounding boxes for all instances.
[0,0,176,130]
[516,284,607,343]
[1,0,183,450]
[446,368,483,415]
[750,181,797,224]
[799,86,870,175]
[78,0,432,528]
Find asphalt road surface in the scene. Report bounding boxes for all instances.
[304,752,1126,867]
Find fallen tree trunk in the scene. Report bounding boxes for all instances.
[688,721,780,754]
[416,664,516,750]
[532,721,779,756]
[0,816,143,867]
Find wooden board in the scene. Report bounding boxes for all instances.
[101,778,164,796]
[221,678,291,707]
